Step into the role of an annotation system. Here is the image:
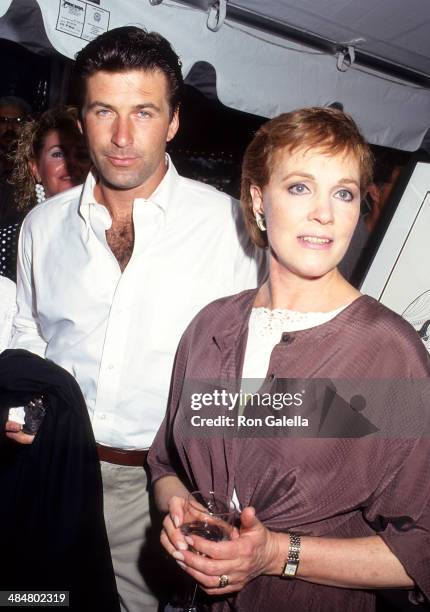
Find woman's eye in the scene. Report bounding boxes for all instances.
[336,189,354,202]
[51,149,65,159]
[288,183,309,195]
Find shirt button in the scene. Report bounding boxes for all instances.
[99,414,106,420]
[107,364,115,370]
[282,332,296,343]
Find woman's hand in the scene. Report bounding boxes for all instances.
[160,495,189,558]
[168,506,280,595]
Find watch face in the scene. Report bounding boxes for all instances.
[283,561,298,577]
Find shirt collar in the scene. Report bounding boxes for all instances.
[143,153,178,214]
[78,170,99,227]
[78,153,178,225]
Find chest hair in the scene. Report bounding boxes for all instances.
[106,219,135,272]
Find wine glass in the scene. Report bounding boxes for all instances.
[177,490,237,612]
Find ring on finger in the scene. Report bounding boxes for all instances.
[218,574,229,588]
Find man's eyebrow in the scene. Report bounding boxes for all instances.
[86,101,114,111]
[86,101,161,112]
[134,103,161,113]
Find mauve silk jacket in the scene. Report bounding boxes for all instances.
[149,289,430,611]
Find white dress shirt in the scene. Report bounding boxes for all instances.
[0,275,16,352]
[12,159,263,449]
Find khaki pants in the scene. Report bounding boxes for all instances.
[101,461,159,612]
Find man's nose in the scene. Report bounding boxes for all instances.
[111,116,133,148]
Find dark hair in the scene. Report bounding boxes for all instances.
[241,107,374,248]
[74,26,183,117]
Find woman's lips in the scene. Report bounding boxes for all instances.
[298,235,333,249]
[60,175,75,184]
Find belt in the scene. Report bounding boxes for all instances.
[96,443,149,466]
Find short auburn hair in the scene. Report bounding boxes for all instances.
[241,107,373,248]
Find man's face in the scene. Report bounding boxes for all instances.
[0,104,26,161]
[80,69,179,196]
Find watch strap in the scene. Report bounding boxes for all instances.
[281,533,301,578]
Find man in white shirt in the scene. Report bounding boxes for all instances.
[6,26,262,612]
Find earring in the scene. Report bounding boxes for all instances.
[35,182,46,204]
[255,211,266,232]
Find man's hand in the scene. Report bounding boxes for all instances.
[5,420,35,444]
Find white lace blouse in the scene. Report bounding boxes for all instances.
[242,305,348,382]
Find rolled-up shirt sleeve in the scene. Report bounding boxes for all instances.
[364,436,430,600]
[148,411,179,485]
[148,331,190,485]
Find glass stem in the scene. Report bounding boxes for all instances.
[189,582,198,608]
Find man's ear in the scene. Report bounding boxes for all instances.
[29,159,41,183]
[167,108,179,143]
[250,185,264,216]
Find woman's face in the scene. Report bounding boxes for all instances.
[251,146,361,281]
[31,128,90,198]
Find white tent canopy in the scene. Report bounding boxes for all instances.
[1,0,430,151]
